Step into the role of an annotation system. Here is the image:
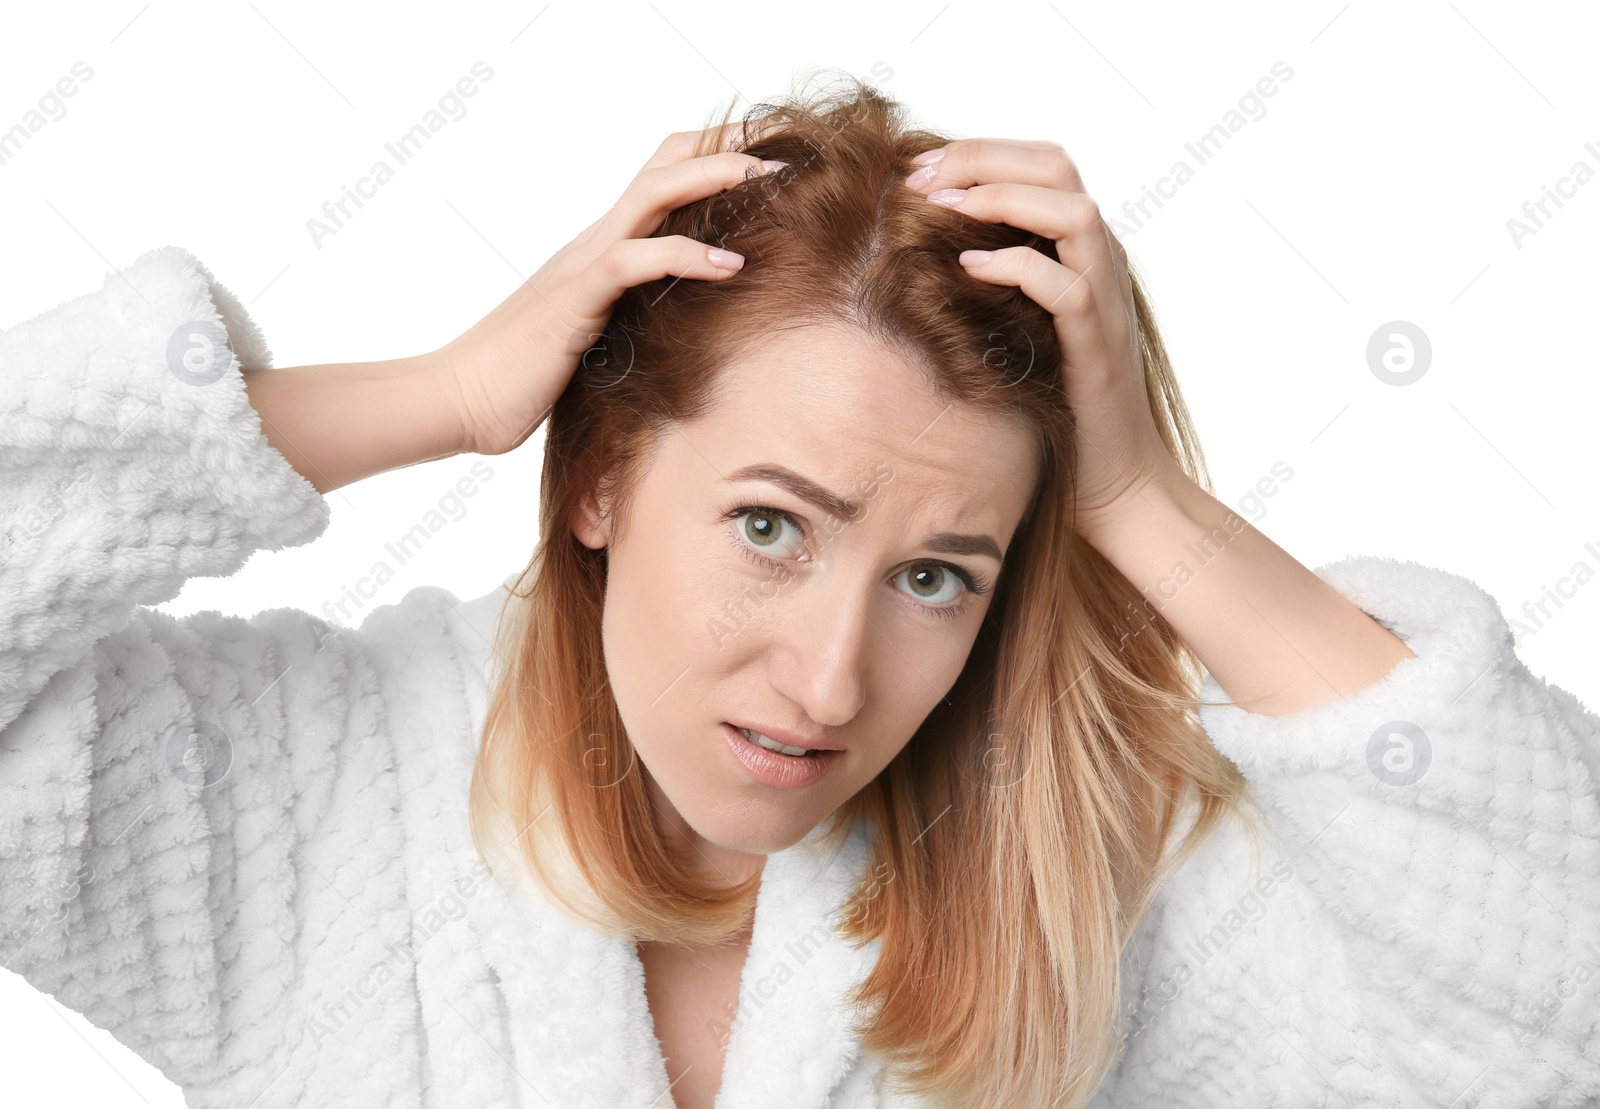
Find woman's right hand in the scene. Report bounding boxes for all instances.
[438,122,786,457]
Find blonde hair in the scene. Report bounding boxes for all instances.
[469,68,1266,1108]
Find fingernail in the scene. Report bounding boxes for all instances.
[927,188,967,206]
[761,159,788,174]
[958,250,994,267]
[911,147,947,166]
[904,164,938,189]
[707,247,745,270]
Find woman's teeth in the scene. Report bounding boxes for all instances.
[739,727,813,757]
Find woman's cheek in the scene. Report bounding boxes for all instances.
[900,640,980,721]
[701,555,795,652]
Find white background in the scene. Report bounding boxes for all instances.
[2,0,1597,1103]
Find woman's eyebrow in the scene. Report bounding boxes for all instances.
[723,462,1004,563]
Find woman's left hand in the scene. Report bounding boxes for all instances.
[903,138,1183,544]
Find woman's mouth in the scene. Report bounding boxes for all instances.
[721,722,844,789]
[738,726,815,756]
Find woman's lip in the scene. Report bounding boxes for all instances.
[724,720,845,752]
[721,723,845,789]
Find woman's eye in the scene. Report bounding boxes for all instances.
[724,504,980,619]
[734,507,807,560]
[894,564,963,606]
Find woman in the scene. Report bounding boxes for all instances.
[1,73,1595,1109]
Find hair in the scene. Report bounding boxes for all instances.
[468,68,1267,1109]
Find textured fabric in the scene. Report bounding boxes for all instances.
[1,245,1596,1109]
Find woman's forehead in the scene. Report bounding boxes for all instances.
[699,323,1038,471]
[671,328,1040,550]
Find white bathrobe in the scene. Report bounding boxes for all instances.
[1,245,1596,1109]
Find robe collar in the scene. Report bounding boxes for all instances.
[469,814,883,1108]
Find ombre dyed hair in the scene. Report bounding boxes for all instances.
[469,68,1265,1108]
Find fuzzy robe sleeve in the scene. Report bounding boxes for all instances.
[1188,554,1600,1106]
[0,246,407,1102]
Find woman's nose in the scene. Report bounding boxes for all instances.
[766,575,875,728]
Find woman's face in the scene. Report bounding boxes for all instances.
[573,322,1041,879]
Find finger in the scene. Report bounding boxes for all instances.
[578,234,746,306]
[710,116,785,154]
[642,118,786,172]
[958,246,1118,387]
[610,150,784,240]
[927,183,1132,351]
[907,137,1086,195]
[924,136,1070,154]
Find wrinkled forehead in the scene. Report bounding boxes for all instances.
[686,323,1041,548]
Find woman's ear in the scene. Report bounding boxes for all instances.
[571,487,612,550]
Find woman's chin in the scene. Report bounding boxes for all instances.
[685,805,821,859]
